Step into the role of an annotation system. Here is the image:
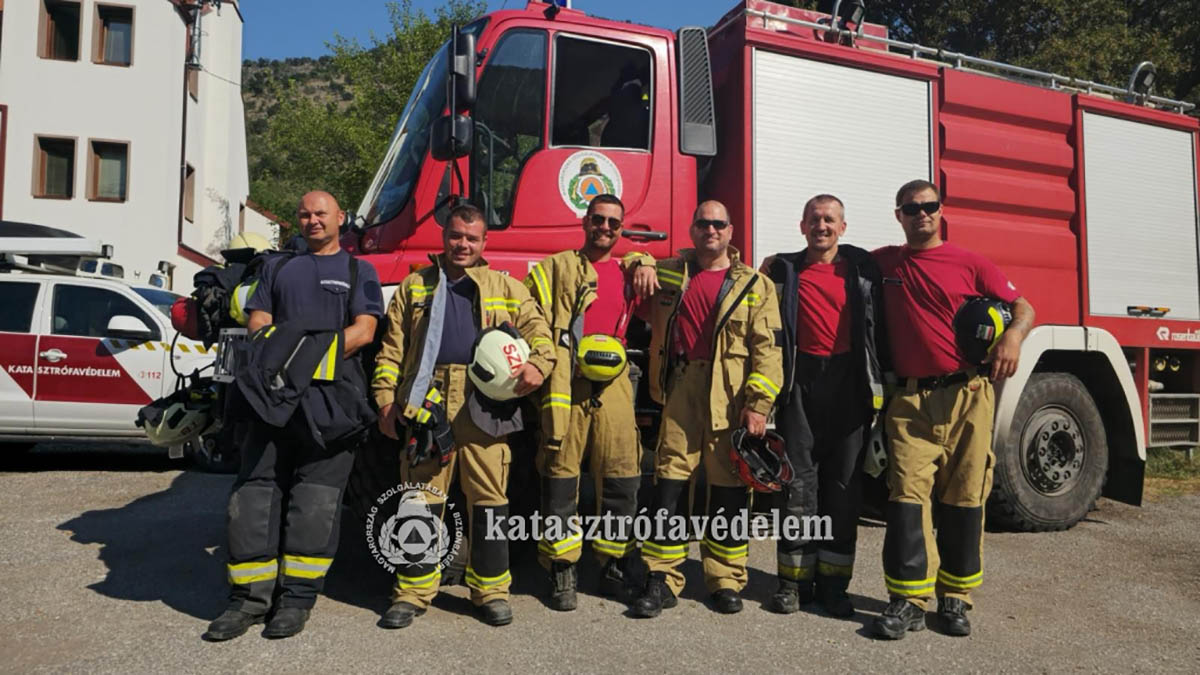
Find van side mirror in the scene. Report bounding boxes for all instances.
[107,315,155,340]
[450,29,476,111]
[430,114,473,161]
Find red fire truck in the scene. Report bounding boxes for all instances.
[340,0,1200,532]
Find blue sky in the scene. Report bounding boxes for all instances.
[242,0,734,60]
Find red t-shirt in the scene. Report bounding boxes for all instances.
[583,258,633,339]
[674,268,726,360]
[873,243,1020,378]
[796,258,852,356]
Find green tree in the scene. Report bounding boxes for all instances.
[247,0,486,234]
[785,0,1199,107]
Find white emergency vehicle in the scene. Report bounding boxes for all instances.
[0,222,217,461]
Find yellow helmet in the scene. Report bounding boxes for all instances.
[575,334,627,382]
[228,231,272,253]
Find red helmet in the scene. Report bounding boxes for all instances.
[729,428,793,492]
[170,296,201,340]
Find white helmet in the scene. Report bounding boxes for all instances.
[140,399,217,447]
[469,327,531,401]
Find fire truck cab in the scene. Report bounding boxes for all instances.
[342,0,1200,531]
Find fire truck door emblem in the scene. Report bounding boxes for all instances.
[558,151,622,216]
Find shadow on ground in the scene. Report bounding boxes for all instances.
[57,469,233,621]
[0,442,182,473]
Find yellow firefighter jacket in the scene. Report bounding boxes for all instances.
[645,248,783,429]
[371,254,555,420]
[524,248,653,449]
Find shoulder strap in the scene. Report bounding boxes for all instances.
[346,253,359,326]
[715,272,759,333]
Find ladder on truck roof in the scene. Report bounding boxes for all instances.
[0,220,121,279]
[729,6,1195,114]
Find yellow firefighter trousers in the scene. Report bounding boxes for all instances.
[392,365,511,609]
[537,372,641,567]
[883,373,995,611]
[643,360,752,596]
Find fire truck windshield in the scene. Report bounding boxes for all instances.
[359,18,488,227]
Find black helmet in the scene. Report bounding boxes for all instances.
[954,297,1012,365]
[729,429,793,492]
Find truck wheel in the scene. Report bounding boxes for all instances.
[989,373,1107,531]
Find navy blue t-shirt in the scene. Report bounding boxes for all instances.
[247,249,384,329]
[436,275,479,365]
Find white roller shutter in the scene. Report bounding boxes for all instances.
[751,49,932,264]
[1083,112,1200,320]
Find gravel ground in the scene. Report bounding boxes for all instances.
[1,444,1198,673]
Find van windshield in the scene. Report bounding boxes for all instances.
[134,287,181,319]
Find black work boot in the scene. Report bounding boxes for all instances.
[872,598,926,640]
[548,562,578,612]
[477,599,514,626]
[765,579,814,614]
[937,597,972,636]
[631,572,677,618]
[262,607,309,639]
[203,607,265,642]
[816,579,855,618]
[599,556,629,597]
[379,601,425,629]
[710,588,743,614]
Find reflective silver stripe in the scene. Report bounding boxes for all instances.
[777,551,816,568]
[228,559,278,584]
[281,559,331,574]
[406,268,447,411]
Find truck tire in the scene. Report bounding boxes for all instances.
[989,372,1107,532]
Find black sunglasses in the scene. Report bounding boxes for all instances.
[693,218,731,231]
[588,214,623,229]
[899,201,941,216]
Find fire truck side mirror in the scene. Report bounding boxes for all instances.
[450,30,477,111]
[431,114,473,161]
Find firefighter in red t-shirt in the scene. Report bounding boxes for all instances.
[524,194,652,612]
[628,200,784,618]
[761,194,888,618]
[871,180,1035,639]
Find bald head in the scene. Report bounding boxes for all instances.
[297,190,345,254]
[693,200,729,223]
[299,191,341,213]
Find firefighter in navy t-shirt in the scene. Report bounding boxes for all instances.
[205,191,384,642]
[871,180,1035,639]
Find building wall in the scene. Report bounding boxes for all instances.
[0,0,248,294]
[242,204,280,248]
[182,0,249,269]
